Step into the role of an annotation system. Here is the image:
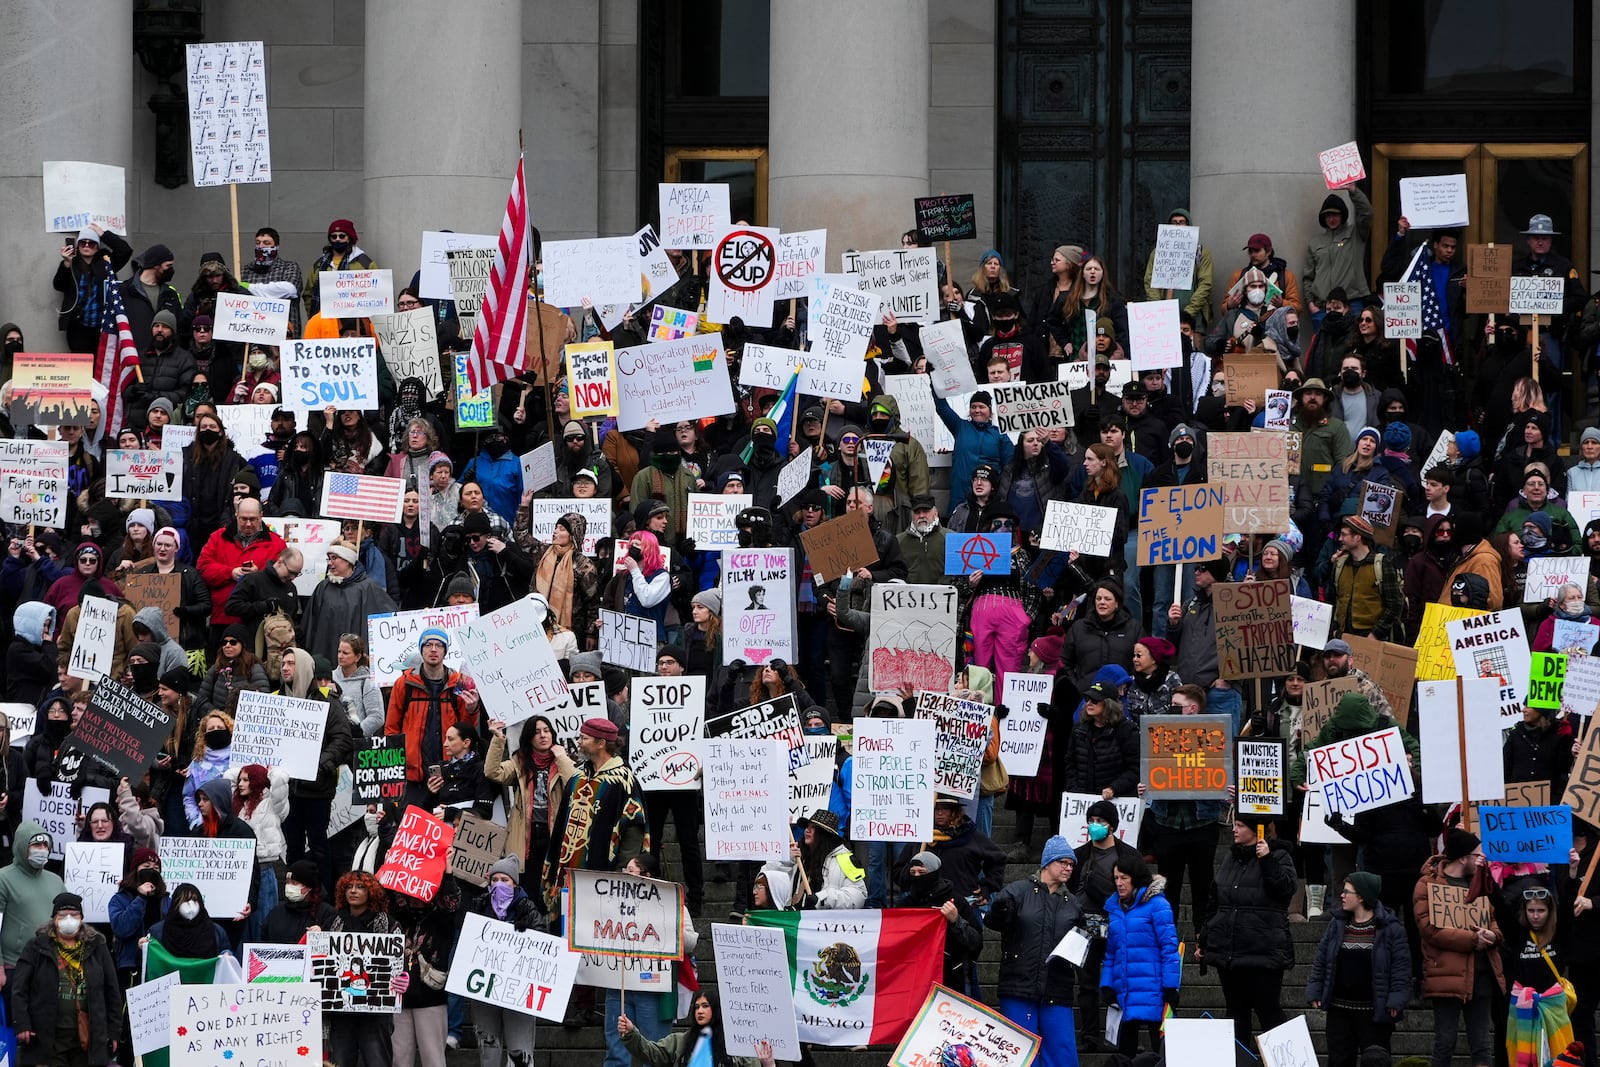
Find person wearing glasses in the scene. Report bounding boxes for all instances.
[985,835,1085,1067]
[1306,872,1411,1066]
[302,218,376,318]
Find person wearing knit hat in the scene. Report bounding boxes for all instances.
[152,308,178,333]
[307,219,375,317]
[569,650,603,681]
[1307,869,1411,1039]
[158,665,195,696]
[126,507,157,536]
[148,396,175,418]
[936,382,1012,497]
[908,850,942,873]
[691,588,722,616]
[1029,630,1065,673]
[987,831,1081,1059]
[1382,420,1411,453]
[545,716,649,913]
[656,645,688,674]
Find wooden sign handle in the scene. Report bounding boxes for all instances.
[1578,843,1600,900]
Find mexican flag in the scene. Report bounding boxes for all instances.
[139,939,246,1067]
[749,908,945,1046]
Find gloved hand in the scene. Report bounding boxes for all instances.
[1100,986,1118,1007]
[800,893,818,909]
[994,703,1010,720]
[1323,810,1346,828]
[1163,987,1181,1007]
[678,538,697,556]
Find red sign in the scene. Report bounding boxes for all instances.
[376,806,455,902]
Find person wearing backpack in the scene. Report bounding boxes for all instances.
[224,547,303,682]
[1326,516,1406,642]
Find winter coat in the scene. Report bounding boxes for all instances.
[183,745,233,829]
[773,846,866,909]
[1412,855,1506,1001]
[181,444,248,546]
[901,816,1007,903]
[1101,878,1181,1022]
[483,734,578,869]
[1122,668,1181,724]
[128,560,213,650]
[193,657,270,716]
[56,600,139,684]
[301,566,396,664]
[108,887,169,970]
[333,666,385,737]
[5,603,58,706]
[225,766,291,863]
[1440,539,1505,612]
[1059,606,1143,694]
[1304,188,1374,303]
[131,606,187,678]
[897,872,986,989]
[935,396,1015,499]
[987,874,1084,1006]
[1199,839,1296,971]
[262,896,338,944]
[1305,900,1412,1021]
[1063,715,1140,798]
[385,668,477,783]
[0,822,68,965]
[1168,586,1220,687]
[620,1027,757,1067]
[286,689,355,802]
[1503,717,1575,802]
[11,925,121,1066]
[196,524,288,625]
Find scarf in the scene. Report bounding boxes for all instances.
[161,905,220,959]
[536,541,577,629]
[53,933,87,992]
[1508,980,1573,1067]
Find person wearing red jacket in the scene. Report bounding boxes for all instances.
[195,497,287,649]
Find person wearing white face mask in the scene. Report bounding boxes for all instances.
[148,882,231,960]
[0,824,68,990]
[12,891,122,1064]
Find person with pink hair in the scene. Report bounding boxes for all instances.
[620,529,672,641]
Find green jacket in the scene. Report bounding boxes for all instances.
[1495,503,1581,543]
[621,1025,758,1067]
[1290,684,1420,787]
[1304,187,1375,303]
[1292,414,1352,500]
[0,821,67,965]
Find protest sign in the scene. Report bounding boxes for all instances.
[243,944,311,983]
[366,604,477,685]
[9,351,95,426]
[169,984,319,1067]
[776,449,812,506]
[1164,1018,1235,1067]
[630,677,706,791]
[1299,775,1344,845]
[713,924,803,1060]
[852,716,936,842]
[159,837,254,915]
[1058,360,1091,390]
[65,841,124,923]
[518,442,557,495]
[1208,432,1291,534]
[882,373,954,457]
[1038,500,1118,557]
[1466,244,1513,314]
[571,932,674,992]
[1416,602,1482,680]
[214,292,290,346]
[891,985,1040,1067]
[1565,656,1600,720]
[42,160,126,232]
[915,691,993,800]
[842,247,939,324]
[1264,390,1293,429]
[454,598,570,725]
[626,223,677,302]
[615,333,735,431]
[447,248,495,338]
[1525,557,1587,604]
[1479,805,1571,865]
[66,594,117,682]
[1259,1016,1318,1067]
[230,690,328,780]
[799,510,877,583]
[352,736,407,804]
[58,677,172,781]
[1446,608,1532,726]
[1150,225,1200,290]
[1127,300,1181,371]
[568,869,685,959]
[546,682,607,749]
[1318,142,1366,189]
[1552,620,1599,657]
[989,380,1074,433]
[1057,792,1143,846]
[1308,725,1413,816]
[2,703,36,748]
[1510,276,1565,316]
[1358,481,1403,545]
[1214,579,1295,679]
[721,548,796,664]
[1137,483,1224,566]
[709,226,780,324]
[1235,738,1286,815]
[521,497,611,555]
[1292,595,1332,650]
[1340,633,1419,725]
[914,194,978,242]
[998,673,1051,777]
[1223,352,1280,409]
[705,693,808,771]
[703,737,790,862]
[648,305,699,341]
[685,493,751,549]
[1300,676,1359,745]
[1428,883,1493,932]
[544,237,639,308]
[1383,282,1422,338]
[790,734,839,823]
[659,183,730,250]
[772,228,826,300]
[919,318,979,398]
[448,912,580,1021]
[600,609,658,673]
[739,341,855,398]
[565,341,619,418]
[371,307,442,399]
[863,438,895,487]
[0,439,68,527]
[320,269,394,318]
[1141,715,1232,800]
[419,231,497,300]
[1461,782,1553,834]
[128,970,181,1055]
[810,278,883,366]
[23,782,100,859]
[869,584,960,692]
[377,806,454,902]
[1528,652,1566,710]
[283,338,379,410]
[1416,678,1506,804]
[444,811,511,887]
[944,532,1011,576]
[184,40,271,187]
[105,448,183,500]
[216,404,304,459]
[1400,174,1470,228]
[306,931,404,1013]
[1564,726,1600,826]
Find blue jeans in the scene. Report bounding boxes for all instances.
[976,794,995,837]
[999,998,1078,1067]
[864,842,893,908]
[448,994,464,1041]
[604,988,669,1067]
[1150,564,1195,639]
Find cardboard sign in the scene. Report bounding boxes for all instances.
[453,599,571,725]
[1039,500,1118,557]
[989,379,1075,433]
[799,509,877,583]
[352,735,407,804]
[1479,805,1571,865]
[1150,225,1200,290]
[615,333,736,432]
[1463,781,1551,835]
[1208,432,1290,534]
[1416,678,1506,804]
[1057,792,1143,846]
[567,869,685,959]
[914,194,977,242]
[1318,142,1366,189]
[659,183,730,250]
[1235,738,1286,816]
[1137,483,1224,566]
[890,985,1040,1067]
[1127,299,1182,372]
[1223,352,1280,409]
[169,985,320,1067]
[703,737,790,861]
[319,269,394,318]
[306,931,404,1013]
[1399,174,1470,228]
[915,691,993,800]
[230,690,328,781]
[842,247,939,325]
[443,811,510,887]
[1564,726,1600,827]
[1214,579,1295,680]
[1307,725,1413,816]
[58,677,173,781]
[1383,282,1422,339]
[1141,714,1232,799]
[1466,244,1512,314]
[714,924,804,1061]
[42,160,127,232]
[283,338,379,410]
[851,716,936,842]
[376,806,455,902]
[720,548,796,664]
[1292,595,1332,650]
[214,292,290,346]
[371,307,443,400]
[159,837,254,916]
[1446,608,1532,727]
[0,438,68,526]
[630,677,706,791]
[1300,676,1359,746]
[544,237,639,308]
[600,609,658,673]
[869,584,960,692]
[184,40,271,187]
[64,841,124,923]
[1341,632,1419,725]
[685,493,751,549]
[1428,882,1493,932]
[1510,276,1565,316]
[448,912,580,1021]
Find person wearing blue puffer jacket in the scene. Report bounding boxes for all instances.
[936,390,1014,500]
[1306,870,1411,1067]
[1100,853,1181,1057]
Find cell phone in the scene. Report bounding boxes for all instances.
[427,764,442,780]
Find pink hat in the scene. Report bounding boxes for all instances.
[154,526,181,546]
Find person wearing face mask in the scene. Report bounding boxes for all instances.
[632,426,696,549]
[1534,583,1600,654]
[115,243,182,356]
[262,858,334,944]
[0,825,68,984]
[108,850,169,977]
[265,431,326,517]
[458,422,522,527]
[11,891,121,1066]
[302,219,376,319]
[893,850,986,990]
[148,882,230,963]
[1262,305,1304,374]
[470,857,546,1064]
[979,290,1047,380]
[229,343,280,403]
[1206,266,1279,358]
[1403,516,1457,636]
[240,227,304,332]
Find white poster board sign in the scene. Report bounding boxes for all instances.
[543,237,640,308]
[158,837,255,916]
[772,228,826,300]
[319,269,394,319]
[1383,282,1422,339]
[1127,299,1182,371]
[999,672,1052,777]
[1058,792,1143,846]
[104,448,184,501]
[1150,226,1199,291]
[214,291,291,346]
[1039,500,1117,556]
[419,231,498,300]
[447,912,580,1020]
[185,41,271,187]
[67,594,117,681]
[283,338,380,410]
[64,841,124,923]
[711,924,803,1060]
[168,985,321,1065]
[1417,678,1507,804]
[920,318,979,398]
[229,690,328,781]
[721,548,796,664]
[371,307,443,400]
[1446,607,1533,726]
[1291,595,1333,650]
[616,333,736,432]
[1306,725,1414,816]
[629,676,706,791]
[1510,276,1566,316]
[42,161,127,233]
[659,183,730,250]
[520,442,558,494]
[1399,174,1470,228]
[851,716,936,842]
[841,247,939,325]
[0,439,69,528]
[809,279,882,367]
[685,493,751,549]
[454,599,570,726]
[703,737,790,861]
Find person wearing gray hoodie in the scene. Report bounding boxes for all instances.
[5,603,56,706]
[131,606,188,679]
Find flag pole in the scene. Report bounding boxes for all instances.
[520,132,557,452]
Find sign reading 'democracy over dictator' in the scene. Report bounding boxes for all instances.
[1308,725,1414,816]
[629,676,706,791]
[159,837,254,916]
[567,869,685,959]
[1127,299,1182,372]
[168,984,321,1067]
[0,439,68,527]
[230,690,329,780]
[615,332,735,431]
[659,182,730,250]
[852,716,937,842]
[283,338,379,410]
[1058,793,1143,845]
[372,307,443,399]
[367,604,478,686]
[999,672,1051,777]
[721,548,796,664]
[842,247,940,324]
[448,912,580,1021]
[890,985,1040,1067]
[703,737,790,862]
[1446,608,1532,726]
[914,691,993,800]
[713,924,803,1061]
[869,584,959,692]
[1138,483,1225,566]
[989,380,1074,433]
[42,160,126,233]
[1141,714,1232,800]
[454,598,570,726]
[542,236,639,308]
[184,41,271,187]
[213,292,290,346]
[1150,225,1200,290]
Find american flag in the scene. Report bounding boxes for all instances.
[464,152,531,393]
[1400,244,1455,367]
[96,280,141,437]
[318,472,406,524]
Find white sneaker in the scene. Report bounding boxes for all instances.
[446,1036,460,1050]
[1306,884,1326,918]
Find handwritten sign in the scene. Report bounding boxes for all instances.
[915,691,993,800]
[1223,352,1280,409]
[283,338,379,410]
[366,604,477,686]
[709,225,780,325]
[1150,225,1200,290]
[67,594,117,682]
[1141,714,1232,799]
[214,292,289,346]
[371,307,442,400]
[105,448,183,501]
[842,247,939,325]
[1479,805,1571,865]
[444,811,510,887]
[1300,676,1358,746]
[1510,276,1565,316]
[890,986,1040,1067]
[914,194,977,242]
[42,160,126,232]
[377,806,455,903]
[230,690,328,781]
[1399,174,1470,228]
[1428,883,1493,932]
[418,231,496,300]
[706,693,808,774]
[1383,282,1422,339]
[684,493,750,549]
[319,269,394,318]
[352,736,407,804]
[713,925,803,1060]
[306,930,404,1013]
[703,737,790,860]
[567,868,684,962]
[1318,142,1365,189]
[1565,726,1600,826]
[1127,299,1182,371]
[1467,244,1512,314]
[616,332,735,431]
[1138,483,1224,566]
[65,841,124,923]
[1291,595,1332,650]
[1038,500,1117,557]
[542,237,639,309]
[1446,608,1532,726]
[1057,792,1142,846]
[919,318,979,398]
[851,716,936,842]
[169,984,320,1066]
[448,912,579,1020]
[773,228,826,300]
[1208,432,1290,534]
[989,380,1074,433]
[721,548,796,664]
[1308,725,1413,816]
[809,278,882,370]
[995,673,1051,778]
[648,305,698,341]
[659,183,730,250]
[630,677,706,791]
[454,598,571,725]
[868,584,960,692]
[564,341,619,417]
[1214,579,1295,679]
[0,438,68,526]
[600,609,657,673]
[1259,1015,1318,1067]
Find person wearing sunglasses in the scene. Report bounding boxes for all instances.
[43,541,120,618]
[302,217,376,318]
[1500,878,1578,1067]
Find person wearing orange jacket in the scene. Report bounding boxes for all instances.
[384,627,480,809]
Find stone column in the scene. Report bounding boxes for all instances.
[768,1,929,255]
[0,1,134,350]
[1190,0,1356,310]
[364,0,521,280]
